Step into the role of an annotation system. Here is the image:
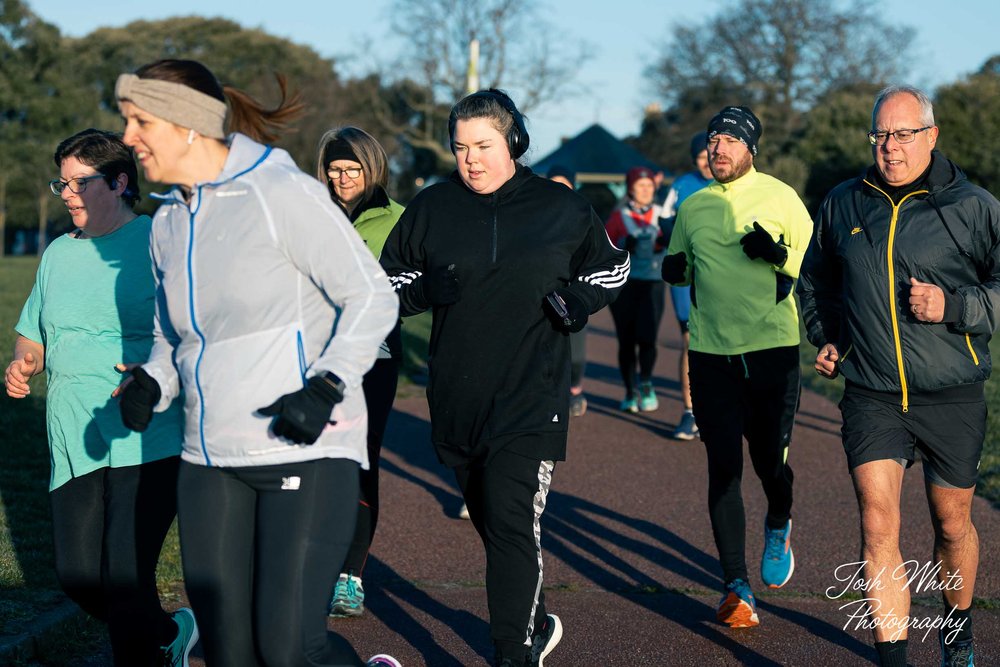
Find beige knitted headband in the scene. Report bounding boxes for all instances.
[115,74,227,139]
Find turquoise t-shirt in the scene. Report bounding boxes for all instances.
[15,216,183,491]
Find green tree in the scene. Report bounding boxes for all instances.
[934,59,1000,197]
[793,83,882,211]
[1,0,109,253]
[71,16,346,171]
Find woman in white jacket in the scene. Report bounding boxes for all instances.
[114,58,400,667]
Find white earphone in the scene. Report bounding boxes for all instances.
[187,129,196,145]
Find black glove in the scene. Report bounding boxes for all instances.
[119,366,161,432]
[623,235,637,253]
[421,264,461,306]
[740,221,788,266]
[661,252,688,284]
[257,373,345,445]
[544,289,588,333]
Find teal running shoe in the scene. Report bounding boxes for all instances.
[940,630,975,667]
[620,395,639,413]
[160,607,198,667]
[761,519,795,589]
[329,572,365,618]
[638,382,658,412]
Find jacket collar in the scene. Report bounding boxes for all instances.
[710,165,759,192]
[448,163,535,200]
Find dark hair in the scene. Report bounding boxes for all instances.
[316,126,389,205]
[134,59,305,143]
[447,88,529,160]
[53,129,139,207]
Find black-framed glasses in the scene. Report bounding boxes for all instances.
[49,174,106,195]
[327,167,363,180]
[867,127,932,146]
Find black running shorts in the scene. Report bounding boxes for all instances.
[839,387,985,489]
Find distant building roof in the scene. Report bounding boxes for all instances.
[532,124,665,184]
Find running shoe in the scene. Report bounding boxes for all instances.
[367,655,403,667]
[716,578,759,628]
[329,572,365,618]
[529,613,562,667]
[638,382,658,412]
[674,410,699,440]
[620,395,639,413]
[160,607,198,667]
[939,630,975,667]
[760,519,795,589]
[569,393,587,417]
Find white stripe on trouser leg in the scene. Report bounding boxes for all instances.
[523,460,554,646]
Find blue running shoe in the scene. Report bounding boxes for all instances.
[329,572,365,618]
[620,395,639,413]
[940,629,975,666]
[160,607,198,667]
[716,579,759,628]
[761,519,794,589]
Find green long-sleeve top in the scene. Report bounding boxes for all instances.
[666,167,813,355]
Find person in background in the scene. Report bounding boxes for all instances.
[380,88,628,667]
[799,85,1000,667]
[659,131,713,440]
[663,106,811,629]
[605,166,666,413]
[115,58,401,667]
[316,126,404,619]
[547,164,589,417]
[4,129,194,666]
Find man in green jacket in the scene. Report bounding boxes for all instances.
[663,106,812,629]
[799,85,1000,667]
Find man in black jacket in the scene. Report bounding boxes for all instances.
[798,85,1000,667]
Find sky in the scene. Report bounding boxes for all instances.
[33,0,1000,164]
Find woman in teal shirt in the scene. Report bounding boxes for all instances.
[3,129,194,666]
[316,126,404,619]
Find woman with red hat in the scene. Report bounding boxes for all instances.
[605,166,668,412]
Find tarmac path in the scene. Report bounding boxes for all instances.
[75,308,1000,666]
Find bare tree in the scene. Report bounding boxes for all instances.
[373,0,591,167]
[649,0,909,143]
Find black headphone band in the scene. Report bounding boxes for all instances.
[465,89,529,159]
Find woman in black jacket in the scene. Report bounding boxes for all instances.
[380,89,628,667]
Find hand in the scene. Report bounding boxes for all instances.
[258,373,345,445]
[117,365,162,432]
[544,289,588,333]
[815,343,840,379]
[623,235,637,253]
[740,221,788,266]
[4,353,38,398]
[909,277,945,323]
[661,252,688,284]
[423,264,460,306]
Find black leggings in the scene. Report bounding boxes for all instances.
[689,347,799,584]
[49,457,179,667]
[609,279,665,394]
[177,458,364,667]
[341,357,399,574]
[453,447,554,663]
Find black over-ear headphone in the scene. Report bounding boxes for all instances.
[450,88,530,159]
